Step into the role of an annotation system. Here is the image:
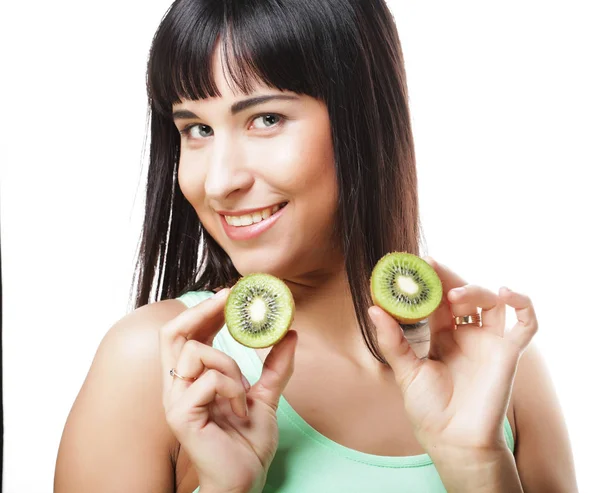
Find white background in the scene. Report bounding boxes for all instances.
[1,1,598,491]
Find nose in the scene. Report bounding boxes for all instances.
[204,136,254,201]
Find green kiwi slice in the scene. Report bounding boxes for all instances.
[224,273,295,348]
[370,252,443,323]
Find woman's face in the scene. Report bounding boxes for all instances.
[173,48,339,280]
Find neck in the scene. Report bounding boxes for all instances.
[281,261,387,374]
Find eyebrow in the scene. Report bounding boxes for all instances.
[172,95,300,121]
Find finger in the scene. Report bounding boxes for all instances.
[448,284,504,337]
[159,289,230,396]
[179,369,248,420]
[169,339,250,416]
[422,257,467,335]
[422,257,468,358]
[500,288,539,352]
[369,306,422,395]
[252,330,298,411]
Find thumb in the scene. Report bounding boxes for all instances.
[253,330,298,410]
[369,306,422,394]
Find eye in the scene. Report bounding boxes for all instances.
[251,114,282,129]
[179,123,213,139]
[178,113,285,141]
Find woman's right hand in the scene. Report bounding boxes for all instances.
[159,289,298,493]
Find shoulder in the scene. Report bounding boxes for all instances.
[511,341,579,492]
[104,298,189,356]
[81,296,190,404]
[91,298,190,387]
[55,298,190,491]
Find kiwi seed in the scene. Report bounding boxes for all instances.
[370,252,443,324]
[224,273,295,348]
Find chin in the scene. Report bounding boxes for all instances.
[229,247,293,279]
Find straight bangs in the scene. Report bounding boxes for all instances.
[146,0,357,117]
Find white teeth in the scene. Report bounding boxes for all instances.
[225,203,285,227]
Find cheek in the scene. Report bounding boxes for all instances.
[271,120,337,196]
[283,127,338,233]
[177,156,205,204]
[177,158,220,232]
[300,128,338,210]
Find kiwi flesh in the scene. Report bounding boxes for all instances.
[224,273,295,348]
[370,252,443,324]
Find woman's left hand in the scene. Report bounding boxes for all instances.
[369,256,538,456]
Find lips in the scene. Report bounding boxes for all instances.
[224,203,286,226]
[220,202,287,241]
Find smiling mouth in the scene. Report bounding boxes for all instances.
[223,203,288,227]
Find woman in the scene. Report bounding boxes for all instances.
[54,0,577,491]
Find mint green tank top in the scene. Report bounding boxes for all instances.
[178,290,515,493]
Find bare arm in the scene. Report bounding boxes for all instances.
[54,299,188,493]
[434,342,580,493]
[513,341,578,492]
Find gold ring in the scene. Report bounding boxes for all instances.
[454,312,482,327]
[169,368,196,382]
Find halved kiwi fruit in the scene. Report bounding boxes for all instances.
[370,252,443,323]
[224,273,295,348]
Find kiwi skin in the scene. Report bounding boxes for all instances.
[370,252,443,324]
[224,273,296,349]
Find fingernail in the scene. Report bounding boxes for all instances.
[213,288,229,300]
[451,287,466,296]
[367,307,380,325]
[242,374,251,392]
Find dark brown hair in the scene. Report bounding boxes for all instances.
[131,0,428,363]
